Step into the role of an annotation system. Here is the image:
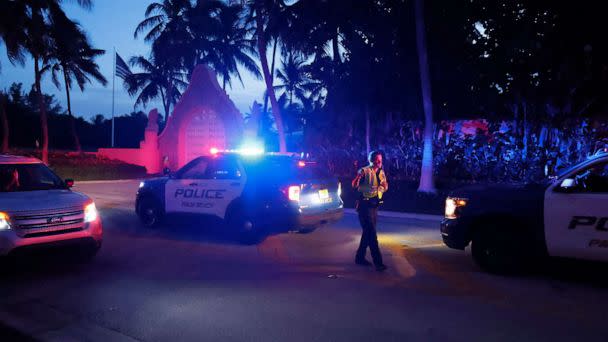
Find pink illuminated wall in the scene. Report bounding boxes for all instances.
[98,66,244,174]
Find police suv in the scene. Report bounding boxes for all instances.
[0,155,102,258]
[441,151,608,273]
[136,150,344,242]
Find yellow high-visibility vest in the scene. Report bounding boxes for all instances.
[357,166,386,199]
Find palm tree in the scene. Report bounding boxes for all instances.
[135,0,193,116]
[47,7,107,152]
[202,3,261,91]
[414,0,436,193]
[18,0,93,163]
[123,55,187,119]
[134,0,191,43]
[273,52,309,107]
[0,0,28,73]
[23,1,54,163]
[0,0,29,152]
[247,0,288,152]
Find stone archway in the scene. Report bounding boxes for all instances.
[183,109,226,164]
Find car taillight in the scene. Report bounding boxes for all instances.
[285,185,301,202]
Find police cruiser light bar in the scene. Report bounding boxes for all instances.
[210,147,264,156]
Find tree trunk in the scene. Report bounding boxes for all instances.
[414,0,436,193]
[166,75,173,117]
[256,17,286,152]
[263,38,278,117]
[365,106,370,156]
[522,103,528,162]
[332,30,341,64]
[0,94,9,153]
[160,87,169,120]
[35,57,49,164]
[63,68,82,153]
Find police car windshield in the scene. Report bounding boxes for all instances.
[241,157,332,182]
[0,163,66,192]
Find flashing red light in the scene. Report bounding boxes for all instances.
[287,185,301,202]
[210,147,219,155]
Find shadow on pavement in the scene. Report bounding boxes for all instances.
[0,245,95,280]
[101,207,275,246]
[0,322,36,342]
[538,258,608,288]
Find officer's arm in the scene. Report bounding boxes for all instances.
[381,172,388,191]
[352,169,364,189]
[352,173,362,189]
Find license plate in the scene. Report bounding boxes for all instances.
[318,189,329,199]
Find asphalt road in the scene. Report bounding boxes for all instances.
[1,180,608,341]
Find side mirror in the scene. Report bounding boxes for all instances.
[65,178,74,188]
[556,178,575,193]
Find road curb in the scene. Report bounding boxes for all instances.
[343,208,443,221]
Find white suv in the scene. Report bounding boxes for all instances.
[0,154,102,258]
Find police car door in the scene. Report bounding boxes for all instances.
[202,155,245,219]
[544,159,608,261]
[165,157,212,214]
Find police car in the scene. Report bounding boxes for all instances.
[441,151,608,273]
[0,155,102,259]
[135,149,344,243]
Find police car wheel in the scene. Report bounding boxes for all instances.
[138,198,162,228]
[226,209,260,244]
[472,223,520,273]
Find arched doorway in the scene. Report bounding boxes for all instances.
[183,109,226,163]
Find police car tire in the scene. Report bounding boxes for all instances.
[471,221,522,274]
[226,206,260,245]
[137,197,163,228]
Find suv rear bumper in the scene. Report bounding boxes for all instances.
[0,219,103,256]
[297,207,344,228]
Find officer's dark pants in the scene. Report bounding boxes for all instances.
[356,202,384,266]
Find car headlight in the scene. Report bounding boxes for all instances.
[445,197,467,219]
[0,212,11,230]
[84,202,98,223]
[139,181,145,189]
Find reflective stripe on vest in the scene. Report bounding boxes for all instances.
[358,166,386,199]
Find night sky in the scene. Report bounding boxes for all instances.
[0,0,266,120]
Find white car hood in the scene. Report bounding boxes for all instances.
[0,190,90,214]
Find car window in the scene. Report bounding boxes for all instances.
[0,163,65,192]
[205,157,241,180]
[179,158,209,179]
[570,161,608,193]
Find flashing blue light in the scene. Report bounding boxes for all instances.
[239,147,264,156]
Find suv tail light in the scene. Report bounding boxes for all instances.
[283,185,301,202]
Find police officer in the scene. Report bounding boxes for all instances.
[352,151,388,271]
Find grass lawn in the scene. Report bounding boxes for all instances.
[8,149,147,181]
